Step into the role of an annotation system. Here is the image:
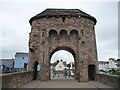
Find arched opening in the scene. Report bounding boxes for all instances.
[60,30,67,35]
[70,30,78,38]
[49,30,58,38]
[88,65,96,80]
[33,61,40,80]
[49,46,76,80]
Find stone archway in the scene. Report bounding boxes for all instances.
[28,9,98,82]
[49,46,77,80]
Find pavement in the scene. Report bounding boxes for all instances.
[51,73,74,79]
[22,79,114,88]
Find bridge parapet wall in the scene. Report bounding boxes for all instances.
[96,74,120,88]
[2,71,34,88]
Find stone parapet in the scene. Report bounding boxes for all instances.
[96,74,120,88]
[2,71,34,88]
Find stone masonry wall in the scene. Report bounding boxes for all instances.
[29,15,98,81]
[96,74,120,88]
[2,71,34,88]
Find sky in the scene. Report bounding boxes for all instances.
[0,0,119,62]
[51,50,74,64]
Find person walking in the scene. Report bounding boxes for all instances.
[68,70,71,78]
[63,68,67,79]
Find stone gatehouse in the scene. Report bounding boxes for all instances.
[28,9,98,82]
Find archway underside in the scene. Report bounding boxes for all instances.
[50,46,76,59]
[49,46,77,80]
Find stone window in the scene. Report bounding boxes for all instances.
[59,66,62,68]
[70,30,78,38]
[60,30,67,35]
[82,41,85,44]
[81,30,84,36]
[80,61,84,64]
[29,48,35,52]
[49,29,58,38]
[61,17,66,22]
[34,34,37,37]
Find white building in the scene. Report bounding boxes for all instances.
[51,60,75,71]
[54,60,68,71]
[98,58,120,74]
[99,61,109,74]
[51,60,75,76]
[108,58,118,70]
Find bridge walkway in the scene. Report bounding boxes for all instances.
[22,79,113,88]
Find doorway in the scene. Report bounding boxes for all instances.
[33,61,39,80]
[88,65,96,80]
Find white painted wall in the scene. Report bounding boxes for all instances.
[99,59,118,73]
[109,59,117,69]
[55,61,68,71]
[99,63,109,71]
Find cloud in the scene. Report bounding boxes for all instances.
[1,0,119,3]
[51,50,74,63]
[0,2,118,62]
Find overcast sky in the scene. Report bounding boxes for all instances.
[0,0,119,62]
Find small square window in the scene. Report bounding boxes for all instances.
[59,66,61,68]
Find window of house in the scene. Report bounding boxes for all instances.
[59,66,62,68]
[22,57,24,59]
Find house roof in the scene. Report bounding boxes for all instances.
[115,60,120,67]
[0,59,14,66]
[117,59,120,61]
[63,62,67,67]
[53,61,59,67]
[29,8,97,25]
[15,52,28,57]
[98,61,109,64]
[53,60,67,67]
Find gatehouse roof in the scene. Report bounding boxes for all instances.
[29,8,97,25]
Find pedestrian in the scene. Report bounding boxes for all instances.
[68,70,71,78]
[58,73,59,78]
[63,68,67,79]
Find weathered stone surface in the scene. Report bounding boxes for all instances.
[28,9,98,82]
[2,71,34,88]
[96,74,120,88]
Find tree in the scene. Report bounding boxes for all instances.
[111,68,115,74]
[72,63,75,68]
[67,63,71,69]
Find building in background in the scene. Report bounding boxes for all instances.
[0,59,14,73]
[53,60,68,71]
[99,61,109,74]
[51,60,75,76]
[108,58,120,71]
[1,52,41,73]
[98,58,120,74]
[14,52,28,71]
